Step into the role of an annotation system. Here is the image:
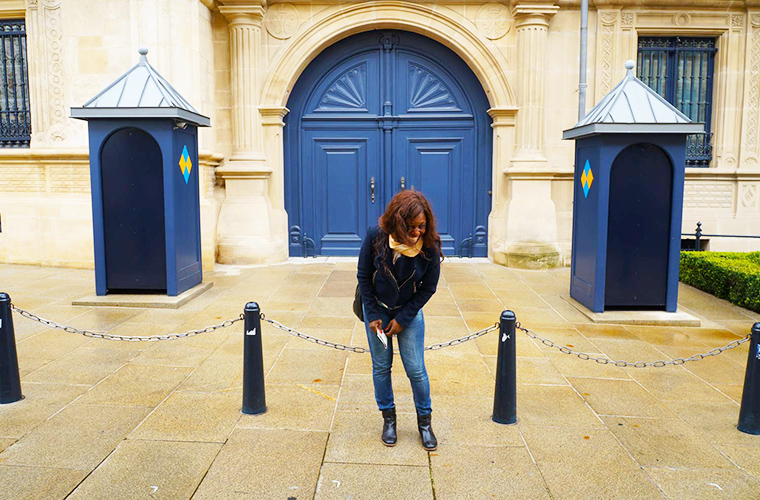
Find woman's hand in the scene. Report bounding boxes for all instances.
[369,319,384,335]
[386,319,403,336]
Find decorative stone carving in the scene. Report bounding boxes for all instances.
[674,13,691,27]
[621,13,634,27]
[731,14,744,28]
[745,23,760,162]
[476,3,512,40]
[752,14,760,28]
[741,184,758,209]
[683,183,734,210]
[599,11,618,97]
[28,0,66,143]
[264,3,299,40]
[600,11,617,25]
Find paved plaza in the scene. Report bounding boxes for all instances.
[0,259,759,499]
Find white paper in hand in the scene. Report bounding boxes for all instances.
[376,329,388,349]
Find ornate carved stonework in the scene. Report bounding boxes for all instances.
[731,14,744,28]
[621,13,634,27]
[684,183,734,210]
[745,23,760,162]
[674,13,691,26]
[28,0,66,143]
[752,14,760,28]
[264,3,298,40]
[741,184,758,209]
[599,11,618,96]
[476,3,512,40]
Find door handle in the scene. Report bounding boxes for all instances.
[370,177,375,203]
[400,176,405,191]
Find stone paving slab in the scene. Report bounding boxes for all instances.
[0,465,88,500]
[315,463,433,500]
[1,261,760,499]
[192,428,327,499]
[0,404,151,470]
[431,444,550,499]
[0,383,89,438]
[67,440,221,500]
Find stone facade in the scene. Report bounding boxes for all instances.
[0,0,758,270]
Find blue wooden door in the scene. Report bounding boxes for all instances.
[285,31,491,256]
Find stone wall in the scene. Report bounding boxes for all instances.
[0,0,758,271]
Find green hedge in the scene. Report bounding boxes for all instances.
[680,251,760,313]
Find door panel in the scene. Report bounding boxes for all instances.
[304,130,381,255]
[394,131,472,255]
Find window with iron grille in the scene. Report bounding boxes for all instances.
[637,37,717,167]
[0,20,30,147]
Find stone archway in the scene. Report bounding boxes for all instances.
[216,1,519,264]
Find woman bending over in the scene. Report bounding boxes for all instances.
[357,190,443,450]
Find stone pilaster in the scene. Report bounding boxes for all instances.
[511,3,558,167]
[216,1,286,264]
[27,0,69,146]
[487,107,517,264]
[220,3,265,162]
[500,3,561,268]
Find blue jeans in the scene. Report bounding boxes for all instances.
[363,307,432,416]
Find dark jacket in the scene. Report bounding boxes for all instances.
[357,225,441,327]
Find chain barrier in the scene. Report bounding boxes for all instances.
[10,304,244,342]
[261,314,499,353]
[516,322,750,367]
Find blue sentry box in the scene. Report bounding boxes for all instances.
[85,118,203,296]
[569,133,688,313]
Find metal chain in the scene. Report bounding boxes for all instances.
[261,315,368,353]
[261,315,499,353]
[10,304,244,342]
[425,323,500,350]
[516,322,751,367]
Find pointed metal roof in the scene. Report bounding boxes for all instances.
[563,60,703,139]
[71,48,210,126]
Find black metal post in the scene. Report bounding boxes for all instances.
[0,293,22,404]
[492,310,517,424]
[695,221,702,251]
[738,323,760,434]
[242,302,266,415]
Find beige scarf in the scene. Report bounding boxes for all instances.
[389,234,423,258]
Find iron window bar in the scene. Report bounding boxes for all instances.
[637,37,717,167]
[0,20,30,147]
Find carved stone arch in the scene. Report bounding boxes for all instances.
[260,1,515,110]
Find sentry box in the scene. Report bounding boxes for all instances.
[562,61,704,313]
[72,48,210,297]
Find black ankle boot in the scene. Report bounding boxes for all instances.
[381,409,397,447]
[417,413,437,451]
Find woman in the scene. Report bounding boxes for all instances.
[357,190,443,451]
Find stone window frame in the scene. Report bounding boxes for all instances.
[613,10,744,169]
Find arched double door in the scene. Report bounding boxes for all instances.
[285,30,492,256]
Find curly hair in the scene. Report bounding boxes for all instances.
[373,190,444,264]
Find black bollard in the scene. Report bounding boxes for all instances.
[0,293,22,404]
[492,310,516,424]
[242,302,266,415]
[738,323,760,434]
